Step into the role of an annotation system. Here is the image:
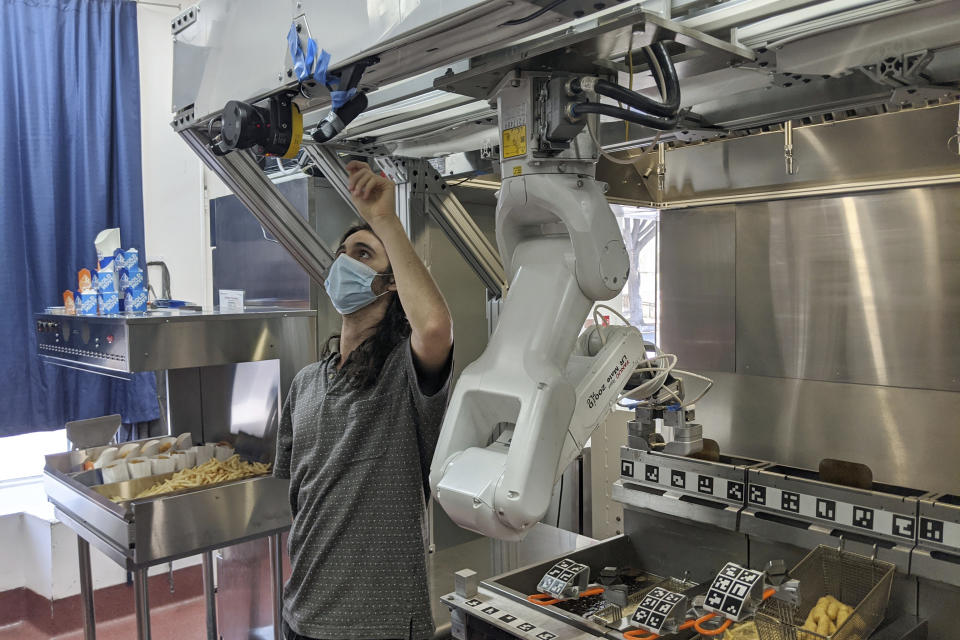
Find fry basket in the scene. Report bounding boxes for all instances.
[754,545,894,640]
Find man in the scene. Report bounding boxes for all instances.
[274,160,454,640]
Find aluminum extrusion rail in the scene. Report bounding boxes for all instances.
[180,129,336,284]
[303,146,507,297]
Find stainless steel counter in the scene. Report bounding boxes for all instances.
[38,308,319,640]
[45,438,291,640]
[45,446,289,567]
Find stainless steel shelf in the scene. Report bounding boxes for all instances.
[35,308,317,374]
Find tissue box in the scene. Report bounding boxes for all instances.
[124,286,148,312]
[98,267,117,294]
[114,248,141,271]
[78,291,98,316]
[119,266,145,292]
[98,291,120,315]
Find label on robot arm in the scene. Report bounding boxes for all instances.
[502,125,527,158]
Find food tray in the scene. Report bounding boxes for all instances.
[755,545,894,640]
[89,470,271,504]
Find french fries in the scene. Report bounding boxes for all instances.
[119,455,270,500]
[801,595,854,636]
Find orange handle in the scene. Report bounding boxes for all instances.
[527,586,604,606]
[527,593,561,606]
[678,619,696,630]
[763,587,776,600]
[623,630,659,640]
[694,613,733,636]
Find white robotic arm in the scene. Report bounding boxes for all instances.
[429,173,646,540]
[428,73,667,540]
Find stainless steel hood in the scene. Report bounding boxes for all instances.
[334,0,960,156]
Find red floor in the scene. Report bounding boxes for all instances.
[0,595,207,640]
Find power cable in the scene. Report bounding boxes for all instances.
[501,0,567,26]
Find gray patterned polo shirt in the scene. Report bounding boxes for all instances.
[274,337,451,639]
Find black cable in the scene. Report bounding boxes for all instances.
[572,101,679,130]
[577,457,584,534]
[571,42,680,118]
[594,49,679,117]
[556,475,564,528]
[501,0,567,26]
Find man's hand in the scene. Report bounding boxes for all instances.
[346,160,396,223]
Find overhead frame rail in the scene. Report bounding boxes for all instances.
[180,129,336,284]
[379,157,507,298]
[304,145,507,298]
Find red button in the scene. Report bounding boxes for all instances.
[106,335,114,344]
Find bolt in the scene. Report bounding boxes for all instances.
[616,529,622,534]
[576,179,583,188]
[616,515,621,522]
[511,79,521,87]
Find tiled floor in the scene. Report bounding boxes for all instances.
[0,595,207,640]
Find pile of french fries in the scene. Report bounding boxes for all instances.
[122,455,270,500]
[802,595,854,636]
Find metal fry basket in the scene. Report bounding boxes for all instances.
[755,545,894,640]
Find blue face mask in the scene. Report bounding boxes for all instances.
[323,254,390,315]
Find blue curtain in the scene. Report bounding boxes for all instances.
[0,0,159,436]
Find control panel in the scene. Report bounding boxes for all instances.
[35,314,129,372]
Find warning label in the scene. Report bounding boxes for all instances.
[502,126,527,158]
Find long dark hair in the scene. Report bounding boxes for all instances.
[321,223,411,389]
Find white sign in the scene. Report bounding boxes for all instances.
[218,289,245,313]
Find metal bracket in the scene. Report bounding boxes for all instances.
[859,50,935,88]
[170,5,199,35]
[172,104,196,132]
[784,120,797,176]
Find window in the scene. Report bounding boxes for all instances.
[585,205,659,342]
[0,430,67,482]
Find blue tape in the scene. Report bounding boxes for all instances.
[285,31,351,111]
[329,88,357,109]
[312,48,331,87]
[287,23,309,81]
[304,38,317,80]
